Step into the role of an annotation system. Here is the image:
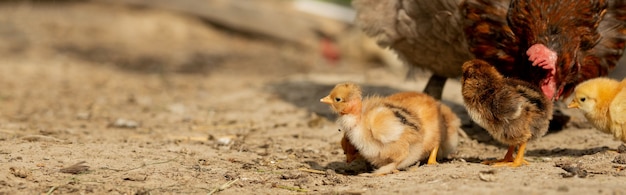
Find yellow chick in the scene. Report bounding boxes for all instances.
[321,83,460,176]
[568,77,626,142]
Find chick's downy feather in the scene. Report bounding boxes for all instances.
[462,59,553,145]
[462,59,553,167]
[569,78,626,142]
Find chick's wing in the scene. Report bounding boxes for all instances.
[489,84,529,121]
[610,88,626,132]
[363,106,405,144]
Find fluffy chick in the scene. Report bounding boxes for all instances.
[340,97,461,164]
[461,59,553,167]
[568,77,626,142]
[321,83,460,176]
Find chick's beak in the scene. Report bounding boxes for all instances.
[567,100,579,109]
[320,96,333,104]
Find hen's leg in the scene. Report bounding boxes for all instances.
[427,146,439,165]
[492,142,530,167]
[423,74,446,100]
[482,145,515,165]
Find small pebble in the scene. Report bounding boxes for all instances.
[617,144,626,153]
[478,170,497,182]
[613,154,626,164]
[216,136,235,145]
[9,167,31,178]
[123,172,148,181]
[110,118,139,128]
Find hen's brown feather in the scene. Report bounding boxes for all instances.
[462,0,626,99]
[566,0,626,96]
[353,0,471,79]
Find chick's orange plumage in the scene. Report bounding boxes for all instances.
[321,83,460,176]
[568,77,626,142]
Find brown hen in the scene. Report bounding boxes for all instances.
[462,0,626,100]
[352,0,472,99]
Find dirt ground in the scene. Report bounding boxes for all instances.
[1,1,626,195]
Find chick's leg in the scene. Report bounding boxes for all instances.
[492,142,530,167]
[359,162,399,177]
[481,145,515,165]
[427,146,439,165]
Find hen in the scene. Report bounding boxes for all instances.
[462,59,553,167]
[462,0,626,101]
[352,0,472,99]
[321,83,460,176]
[460,0,626,167]
[568,77,626,142]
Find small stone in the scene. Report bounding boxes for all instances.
[109,118,140,128]
[281,171,302,180]
[613,154,626,164]
[478,170,497,182]
[123,172,148,181]
[216,136,235,145]
[617,144,626,153]
[9,167,31,178]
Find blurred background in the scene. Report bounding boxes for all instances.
[1,0,623,84]
[1,1,625,194]
[0,0,405,78]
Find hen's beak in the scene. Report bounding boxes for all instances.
[567,100,579,109]
[320,96,332,104]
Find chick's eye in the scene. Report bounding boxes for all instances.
[335,97,342,102]
[580,97,586,102]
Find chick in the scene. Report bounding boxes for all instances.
[461,59,553,167]
[340,96,462,165]
[568,77,626,142]
[321,83,460,176]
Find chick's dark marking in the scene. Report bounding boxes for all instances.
[384,103,421,131]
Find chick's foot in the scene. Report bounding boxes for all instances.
[360,162,400,176]
[427,146,439,165]
[482,145,516,165]
[487,143,530,167]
